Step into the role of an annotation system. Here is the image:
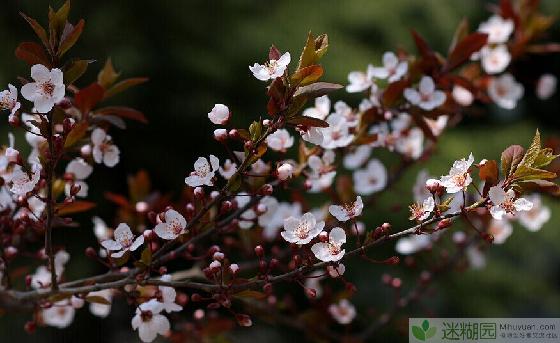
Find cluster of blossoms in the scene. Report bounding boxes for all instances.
[0,2,558,342]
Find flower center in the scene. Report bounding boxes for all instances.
[500,198,516,214]
[171,220,183,235]
[328,243,341,255]
[266,60,279,73]
[41,81,55,96]
[295,223,309,239]
[409,203,424,219]
[452,173,467,187]
[140,310,153,322]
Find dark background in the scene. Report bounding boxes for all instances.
[1,0,560,342]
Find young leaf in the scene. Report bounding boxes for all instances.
[518,129,541,168]
[293,82,342,98]
[296,32,328,71]
[75,83,105,114]
[286,116,329,128]
[501,144,525,177]
[15,42,50,66]
[96,106,148,124]
[97,58,120,89]
[445,32,488,71]
[103,77,148,99]
[291,64,324,86]
[64,59,90,85]
[20,12,50,49]
[64,121,88,148]
[48,1,71,39]
[56,201,96,216]
[85,296,111,305]
[58,19,85,57]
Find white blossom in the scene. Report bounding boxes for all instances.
[158,275,183,313]
[426,115,449,137]
[91,128,120,167]
[131,299,170,343]
[369,51,408,82]
[249,52,290,81]
[101,223,144,258]
[488,186,533,220]
[93,216,111,241]
[480,45,511,74]
[311,227,346,262]
[20,64,65,113]
[478,15,514,44]
[327,264,346,278]
[266,129,294,152]
[207,104,230,125]
[487,218,513,244]
[409,196,435,221]
[517,194,551,232]
[452,85,474,106]
[65,158,93,197]
[281,212,324,245]
[185,155,219,187]
[303,95,330,120]
[488,73,524,109]
[42,300,75,328]
[329,196,363,222]
[328,299,356,324]
[154,209,188,240]
[404,76,446,111]
[219,159,237,180]
[353,159,388,195]
[88,289,113,318]
[31,250,70,289]
[343,145,372,170]
[9,163,41,196]
[307,150,336,193]
[0,84,20,116]
[395,127,424,160]
[440,153,474,193]
[413,169,432,203]
[395,234,431,255]
[258,197,302,240]
[346,65,376,93]
[319,113,355,149]
[235,192,257,229]
[536,74,557,100]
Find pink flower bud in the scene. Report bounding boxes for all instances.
[254,245,264,257]
[213,252,224,261]
[229,263,239,274]
[194,187,205,199]
[135,201,149,213]
[276,163,293,181]
[214,129,228,142]
[80,144,92,157]
[258,183,273,195]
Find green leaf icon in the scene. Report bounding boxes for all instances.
[422,320,430,331]
[426,326,437,339]
[412,326,425,341]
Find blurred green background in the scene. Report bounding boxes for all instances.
[1,0,559,342]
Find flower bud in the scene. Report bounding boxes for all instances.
[209,260,221,272]
[258,183,273,196]
[263,283,273,295]
[391,277,402,288]
[436,218,452,231]
[235,314,253,327]
[254,245,264,257]
[194,187,205,199]
[426,178,444,196]
[318,231,328,242]
[24,321,36,334]
[276,163,293,181]
[213,129,228,142]
[305,287,317,299]
[85,247,97,259]
[213,252,224,261]
[4,246,18,260]
[229,263,239,274]
[228,129,240,140]
[135,201,149,213]
[80,144,92,157]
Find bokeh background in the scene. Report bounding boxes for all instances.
[1,0,560,342]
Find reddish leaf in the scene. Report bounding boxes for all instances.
[268,45,281,61]
[445,32,488,72]
[291,65,323,86]
[105,192,131,208]
[96,106,148,124]
[501,144,525,177]
[286,116,329,128]
[20,12,50,50]
[103,77,148,99]
[97,58,120,89]
[58,19,85,57]
[15,42,50,66]
[381,79,409,107]
[56,201,96,216]
[411,30,434,59]
[64,59,90,85]
[479,160,499,195]
[75,83,105,114]
[64,121,88,148]
[500,0,520,27]
[292,82,342,98]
